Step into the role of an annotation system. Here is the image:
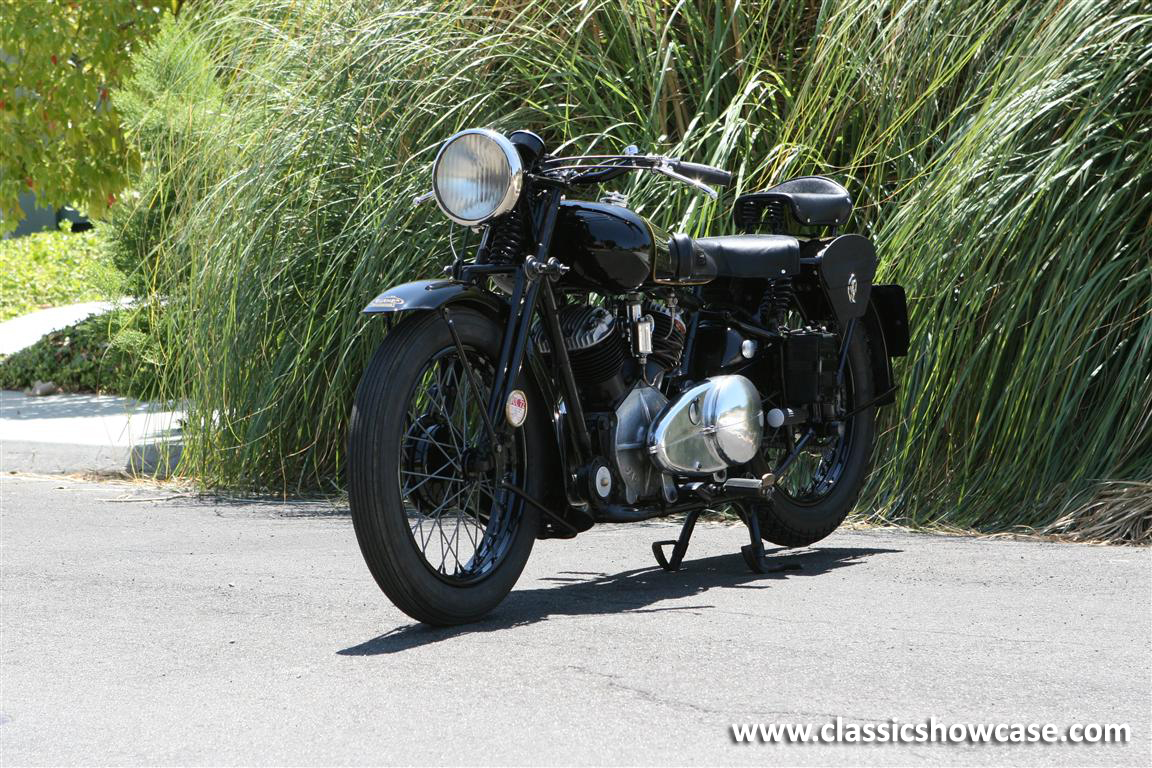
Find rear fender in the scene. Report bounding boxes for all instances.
[812,237,907,407]
[817,234,877,326]
[862,284,909,406]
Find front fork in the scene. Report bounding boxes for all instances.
[450,188,594,494]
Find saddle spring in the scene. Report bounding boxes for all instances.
[737,197,788,234]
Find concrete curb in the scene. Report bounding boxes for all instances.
[0,390,183,476]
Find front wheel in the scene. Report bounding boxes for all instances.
[349,308,542,625]
[743,328,876,548]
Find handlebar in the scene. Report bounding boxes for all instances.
[667,160,733,187]
[539,153,732,195]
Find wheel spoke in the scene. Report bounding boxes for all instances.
[429,364,467,450]
[405,432,459,454]
[400,467,462,482]
[409,421,464,473]
[460,486,482,552]
[395,345,520,581]
[448,501,465,573]
[399,467,460,497]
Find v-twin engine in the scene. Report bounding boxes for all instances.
[612,375,764,503]
[538,302,763,504]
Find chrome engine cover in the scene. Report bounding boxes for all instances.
[647,375,764,475]
[611,385,669,504]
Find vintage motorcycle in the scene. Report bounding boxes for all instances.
[349,128,908,625]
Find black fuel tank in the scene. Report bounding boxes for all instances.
[552,201,653,293]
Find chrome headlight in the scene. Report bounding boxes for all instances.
[432,129,523,226]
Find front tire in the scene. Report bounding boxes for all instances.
[349,308,543,625]
[744,328,876,548]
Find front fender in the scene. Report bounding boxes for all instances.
[363,279,504,315]
[362,277,575,533]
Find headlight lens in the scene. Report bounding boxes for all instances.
[432,129,523,226]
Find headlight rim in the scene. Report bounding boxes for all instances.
[431,128,524,227]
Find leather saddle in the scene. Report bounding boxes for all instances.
[689,176,853,278]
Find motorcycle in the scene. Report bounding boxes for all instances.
[349,128,908,625]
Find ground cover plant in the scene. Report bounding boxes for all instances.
[113,0,1151,541]
[0,308,159,397]
[0,229,122,321]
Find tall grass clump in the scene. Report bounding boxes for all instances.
[116,0,1151,541]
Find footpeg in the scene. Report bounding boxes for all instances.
[723,477,762,492]
[721,476,774,497]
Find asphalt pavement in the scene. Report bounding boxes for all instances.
[1,473,1149,766]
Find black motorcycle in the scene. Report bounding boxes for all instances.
[349,128,908,625]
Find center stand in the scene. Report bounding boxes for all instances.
[651,502,802,575]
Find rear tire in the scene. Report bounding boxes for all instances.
[745,329,876,548]
[349,308,544,625]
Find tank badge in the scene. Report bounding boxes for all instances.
[505,390,528,428]
[370,295,405,309]
[847,274,858,304]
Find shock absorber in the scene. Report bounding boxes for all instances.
[758,277,794,326]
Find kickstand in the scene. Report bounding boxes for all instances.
[652,508,703,571]
[740,508,803,575]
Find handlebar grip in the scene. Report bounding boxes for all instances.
[671,161,733,186]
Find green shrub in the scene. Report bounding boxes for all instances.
[115,0,1151,540]
[0,308,161,397]
[106,14,230,299]
[0,229,123,321]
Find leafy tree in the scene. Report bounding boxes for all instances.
[0,1,183,227]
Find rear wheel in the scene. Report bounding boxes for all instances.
[744,328,876,548]
[349,308,542,625]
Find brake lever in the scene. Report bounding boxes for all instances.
[652,163,719,199]
[412,190,435,206]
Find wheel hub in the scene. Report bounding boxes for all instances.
[462,446,494,479]
[404,417,463,512]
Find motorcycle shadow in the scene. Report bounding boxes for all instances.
[339,545,899,656]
